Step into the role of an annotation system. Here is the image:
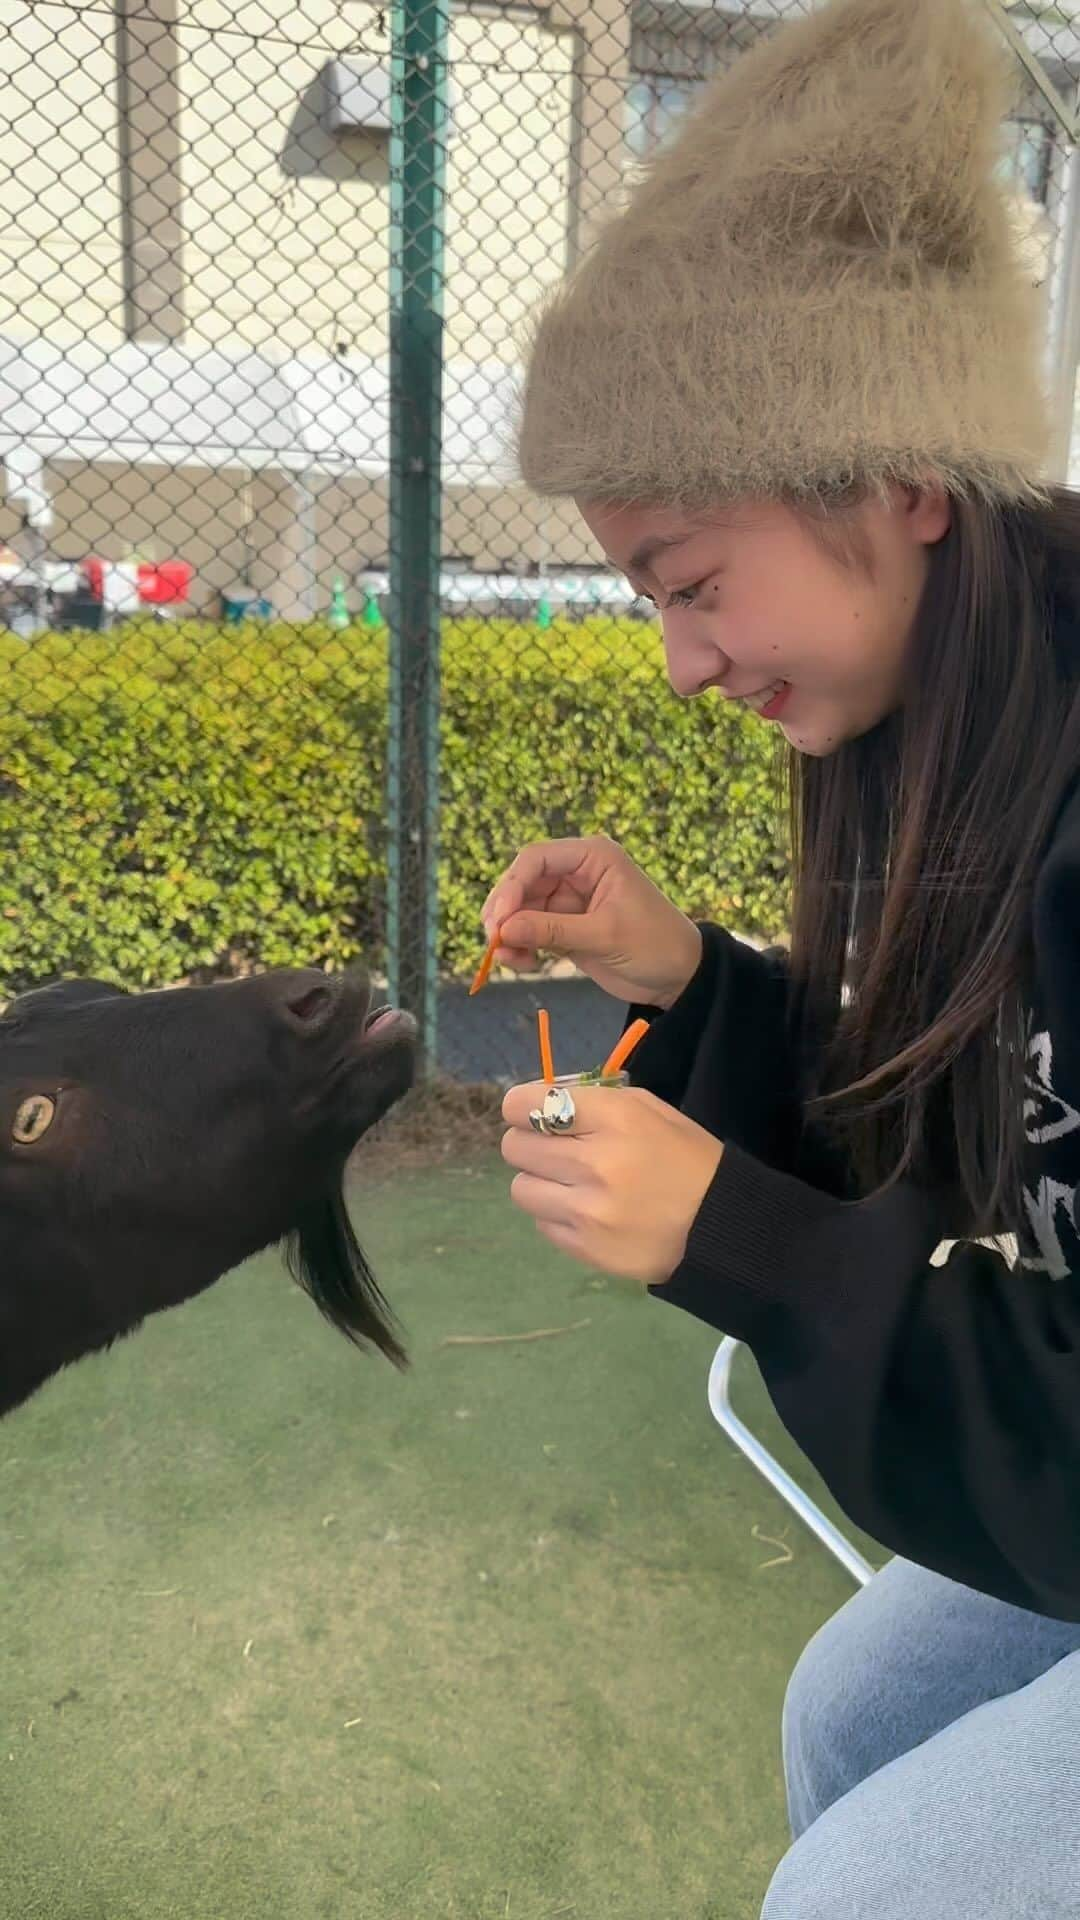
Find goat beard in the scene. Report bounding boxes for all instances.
[284,1187,407,1371]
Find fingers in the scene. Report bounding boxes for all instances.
[533,1219,581,1260]
[482,838,614,937]
[500,1124,584,1184]
[501,1081,646,1132]
[503,1080,562,1129]
[509,1172,577,1225]
[496,906,612,959]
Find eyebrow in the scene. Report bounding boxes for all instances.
[627,533,691,574]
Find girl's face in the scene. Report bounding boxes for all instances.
[580,490,951,756]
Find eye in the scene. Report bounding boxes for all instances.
[13,1094,56,1145]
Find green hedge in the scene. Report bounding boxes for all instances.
[0,616,789,994]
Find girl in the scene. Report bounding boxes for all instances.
[489,0,1080,1912]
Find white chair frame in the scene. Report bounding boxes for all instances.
[707,1337,875,1588]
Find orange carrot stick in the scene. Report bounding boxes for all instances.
[537,1008,555,1084]
[469,930,501,996]
[601,1018,650,1079]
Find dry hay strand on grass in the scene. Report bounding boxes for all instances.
[350,1076,505,1177]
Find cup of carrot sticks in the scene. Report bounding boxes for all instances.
[534,1006,649,1088]
[469,926,651,1086]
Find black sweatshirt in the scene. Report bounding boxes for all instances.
[629,774,1080,1620]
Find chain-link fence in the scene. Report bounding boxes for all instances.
[1,0,1078,1086]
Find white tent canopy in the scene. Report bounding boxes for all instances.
[0,334,518,486]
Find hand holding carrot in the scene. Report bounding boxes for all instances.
[480,835,702,1011]
[500,1079,723,1285]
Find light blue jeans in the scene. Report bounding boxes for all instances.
[762,1557,1080,1918]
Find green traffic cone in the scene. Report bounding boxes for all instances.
[362,587,382,627]
[536,591,552,629]
[328,577,350,629]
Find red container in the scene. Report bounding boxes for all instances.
[136,561,193,605]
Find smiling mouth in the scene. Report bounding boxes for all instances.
[740,680,792,720]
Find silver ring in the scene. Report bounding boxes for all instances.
[528,1085,577,1137]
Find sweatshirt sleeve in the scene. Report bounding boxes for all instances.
[627,922,849,1193]
[654,1147,1080,1619]
[626,923,811,1178]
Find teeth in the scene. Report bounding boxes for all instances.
[742,680,785,714]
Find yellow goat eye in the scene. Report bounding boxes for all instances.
[13,1095,56,1145]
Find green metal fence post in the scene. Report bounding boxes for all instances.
[387,0,448,1068]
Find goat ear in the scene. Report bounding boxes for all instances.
[284,1190,407,1371]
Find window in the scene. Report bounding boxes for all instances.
[626,58,1056,203]
[999,117,1054,206]
[625,73,704,163]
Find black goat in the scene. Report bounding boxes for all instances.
[0,969,417,1417]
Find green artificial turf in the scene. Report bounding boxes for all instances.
[0,1163,881,1919]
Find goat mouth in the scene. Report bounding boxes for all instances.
[362,1004,418,1041]
[328,992,418,1138]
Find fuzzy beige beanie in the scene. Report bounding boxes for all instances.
[517,0,1050,509]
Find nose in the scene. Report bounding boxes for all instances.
[661,614,731,699]
[268,968,343,1036]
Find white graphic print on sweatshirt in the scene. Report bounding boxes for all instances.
[1021,1028,1080,1279]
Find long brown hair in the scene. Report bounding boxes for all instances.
[790,488,1080,1233]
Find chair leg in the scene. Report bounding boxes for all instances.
[708,1337,875,1588]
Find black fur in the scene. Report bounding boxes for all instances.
[287,1188,407,1370]
[0,969,416,1417]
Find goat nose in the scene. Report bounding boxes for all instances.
[275,970,337,1034]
